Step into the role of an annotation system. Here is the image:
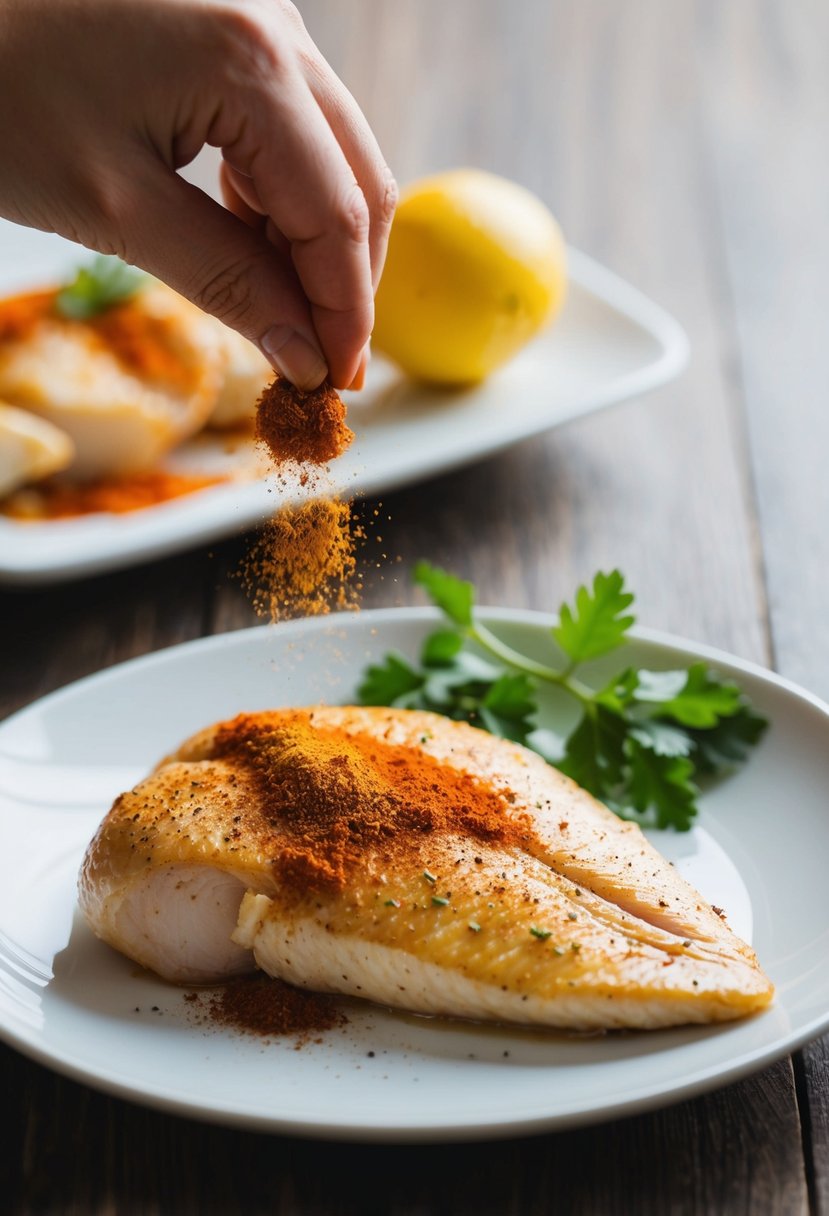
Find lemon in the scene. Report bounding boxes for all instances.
[372,169,567,385]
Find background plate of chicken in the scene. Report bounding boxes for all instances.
[0,219,687,586]
[0,608,828,1141]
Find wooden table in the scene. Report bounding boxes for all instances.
[2,1,828,1211]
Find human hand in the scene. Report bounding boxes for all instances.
[0,0,396,389]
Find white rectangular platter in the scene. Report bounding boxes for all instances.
[0,222,687,585]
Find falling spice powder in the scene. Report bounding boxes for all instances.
[239,497,364,620]
[239,376,366,620]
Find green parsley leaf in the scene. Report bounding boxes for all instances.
[594,666,641,713]
[685,704,768,774]
[627,720,695,757]
[625,736,698,831]
[552,570,635,664]
[357,653,424,705]
[654,663,743,728]
[558,706,627,796]
[55,255,146,320]
[477,673,538,745]
[413,561,474,627]
[356,564,768,831]
[421,629,464,666]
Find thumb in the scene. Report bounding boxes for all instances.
[111,163,328,390]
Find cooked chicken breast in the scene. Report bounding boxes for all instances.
[202,317,272,428]
[0,401,74,496]
[78,708,773,1030]
[0,284,222,478]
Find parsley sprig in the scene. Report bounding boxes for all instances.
[55,255,146,320]
[357,563,767,831]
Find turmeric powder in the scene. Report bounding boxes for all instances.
[238,498,363,621]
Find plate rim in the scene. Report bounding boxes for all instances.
[2,605,827,1142]
[3,603,826,730]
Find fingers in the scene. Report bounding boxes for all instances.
[347,346,369,391]
[219,160,267,227]
[221,157,365,391]
[117,157,328,390]
[221,157,367,392]
[300,54,397,293]
[224,74,374,388]
[214,15,396,388]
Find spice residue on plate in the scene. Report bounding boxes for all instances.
[185,973,348,1045]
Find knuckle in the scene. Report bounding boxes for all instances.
[189,257,258,330]
[76,169,135,260]
[333,185,371,245]
[376,168,398,228]
[211,4,288,79]
[274,0,306,34]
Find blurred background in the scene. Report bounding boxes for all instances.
[178,0,827,689]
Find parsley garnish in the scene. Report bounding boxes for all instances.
[357,563,768,831]
[55,255,146,320]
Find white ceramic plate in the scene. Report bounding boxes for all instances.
[0,221,688,585]
[1,608,828,1142]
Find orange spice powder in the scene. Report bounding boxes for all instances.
[0,288,198,392]
[0,289,54,342]
[239,376,365,620]
[90,303,199,392]
[209,709,530,901]
[254,377,354,467]
[185,974,348,1042]
[3,470,225,519]
[238,498,363,621]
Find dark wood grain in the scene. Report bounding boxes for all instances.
[694,4,829,1212]
[0,1044,808,1216]
[2,0,827,1212]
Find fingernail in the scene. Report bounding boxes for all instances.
[347,344,371,392]
[260,325,327,390]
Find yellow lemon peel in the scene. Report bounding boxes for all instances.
[373,169,567,385]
